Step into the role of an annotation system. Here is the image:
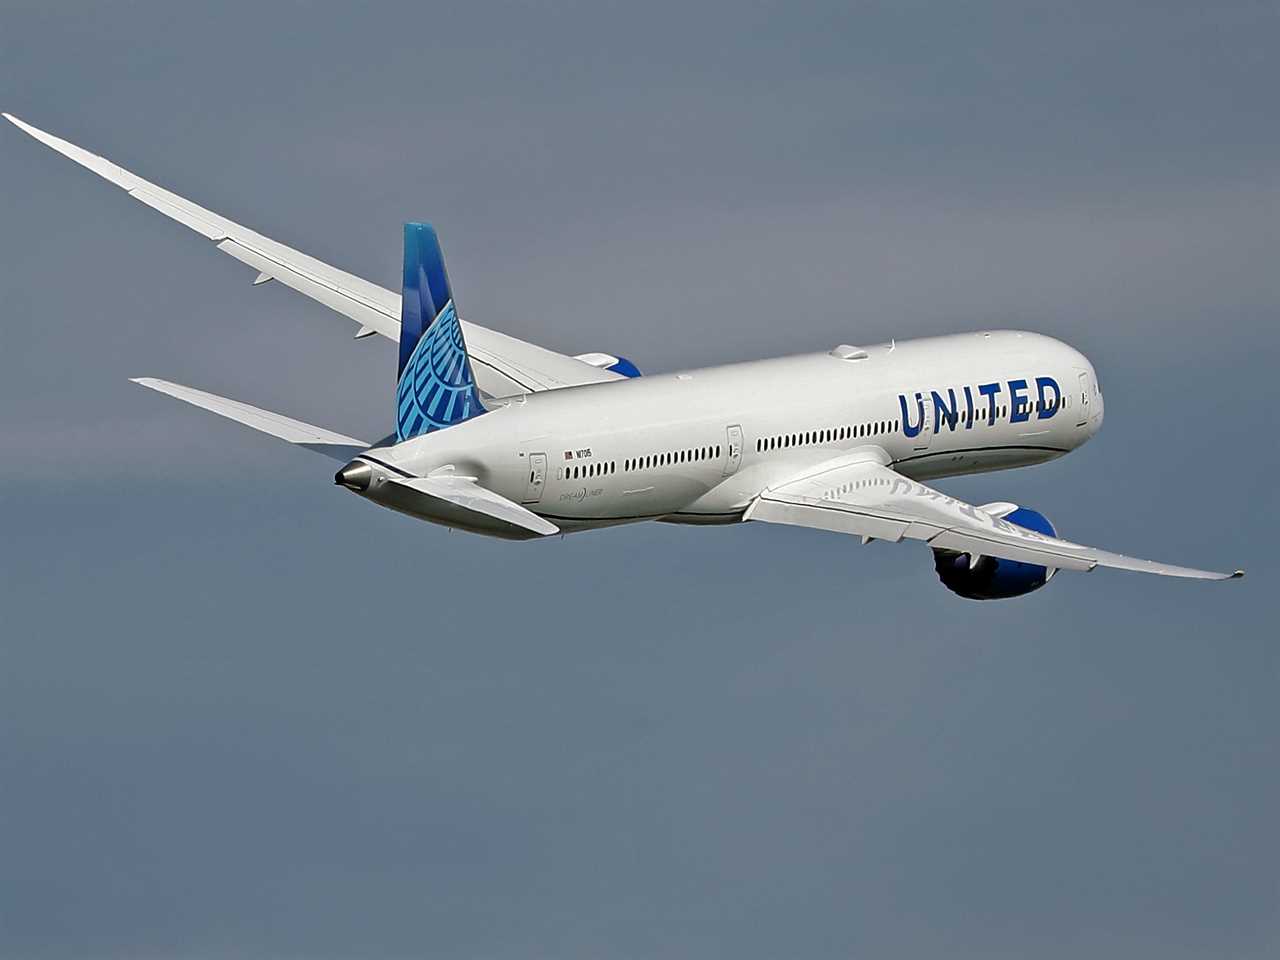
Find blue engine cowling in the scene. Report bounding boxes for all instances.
[573,352,642,378]
[604,355,641,378]
[932,507,1057,601]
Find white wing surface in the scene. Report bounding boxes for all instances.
[746,454,1243,581]
[131,378,367,460]
[4,114,621,397]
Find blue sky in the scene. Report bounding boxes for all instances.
[1,3,1276,957]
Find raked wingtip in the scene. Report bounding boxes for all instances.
[3,113,42,139]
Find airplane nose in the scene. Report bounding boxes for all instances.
[335,460,373,492]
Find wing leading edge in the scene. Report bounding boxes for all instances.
[3,113,622,397]
[746,454,1243,581]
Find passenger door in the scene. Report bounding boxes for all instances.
[1076,372,1090,427]
[913,396,934,450]
[723,425,744,476]
[524,452,547,503]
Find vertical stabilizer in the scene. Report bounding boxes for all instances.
[395,223,484,440]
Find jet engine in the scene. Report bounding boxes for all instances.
[932,506,1057,600]
[573,352,642,378]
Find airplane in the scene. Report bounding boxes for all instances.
[4,113,1244,600]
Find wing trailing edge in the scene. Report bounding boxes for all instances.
[748,456,1243,582]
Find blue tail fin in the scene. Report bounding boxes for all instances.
[395,223,485,441]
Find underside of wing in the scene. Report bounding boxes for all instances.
[746,454,1243,581]
[4,113,622,397]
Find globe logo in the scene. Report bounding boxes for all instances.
[396,301,478,439]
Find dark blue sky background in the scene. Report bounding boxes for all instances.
[2,3,1276,957]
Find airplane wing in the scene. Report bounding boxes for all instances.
[745,453,1243,581]
[4,113,622,397]
[131,377,368,460]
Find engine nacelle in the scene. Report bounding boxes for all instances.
[573,352,642,378]
[932,506,1057,600]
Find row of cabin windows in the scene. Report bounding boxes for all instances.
[756,420,898,453]
[558,460,616,481]
[947,396,1063,427]
[624,445,721,472]
[554,395,1072,484]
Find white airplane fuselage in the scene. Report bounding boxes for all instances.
[353,330,1104,538]
[7,113,1239,587]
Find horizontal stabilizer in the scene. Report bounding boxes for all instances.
[131,378,367,460]
[388,475,559,537]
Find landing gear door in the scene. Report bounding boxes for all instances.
[723,424,744,476]
[524,452,547,503]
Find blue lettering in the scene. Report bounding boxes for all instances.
[963,385,975,429]
[1008,379,1030,423]
[899,393,925,438]
[1035,376,1061,419]
[978,382,1001,425]
[932,388,960,432]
